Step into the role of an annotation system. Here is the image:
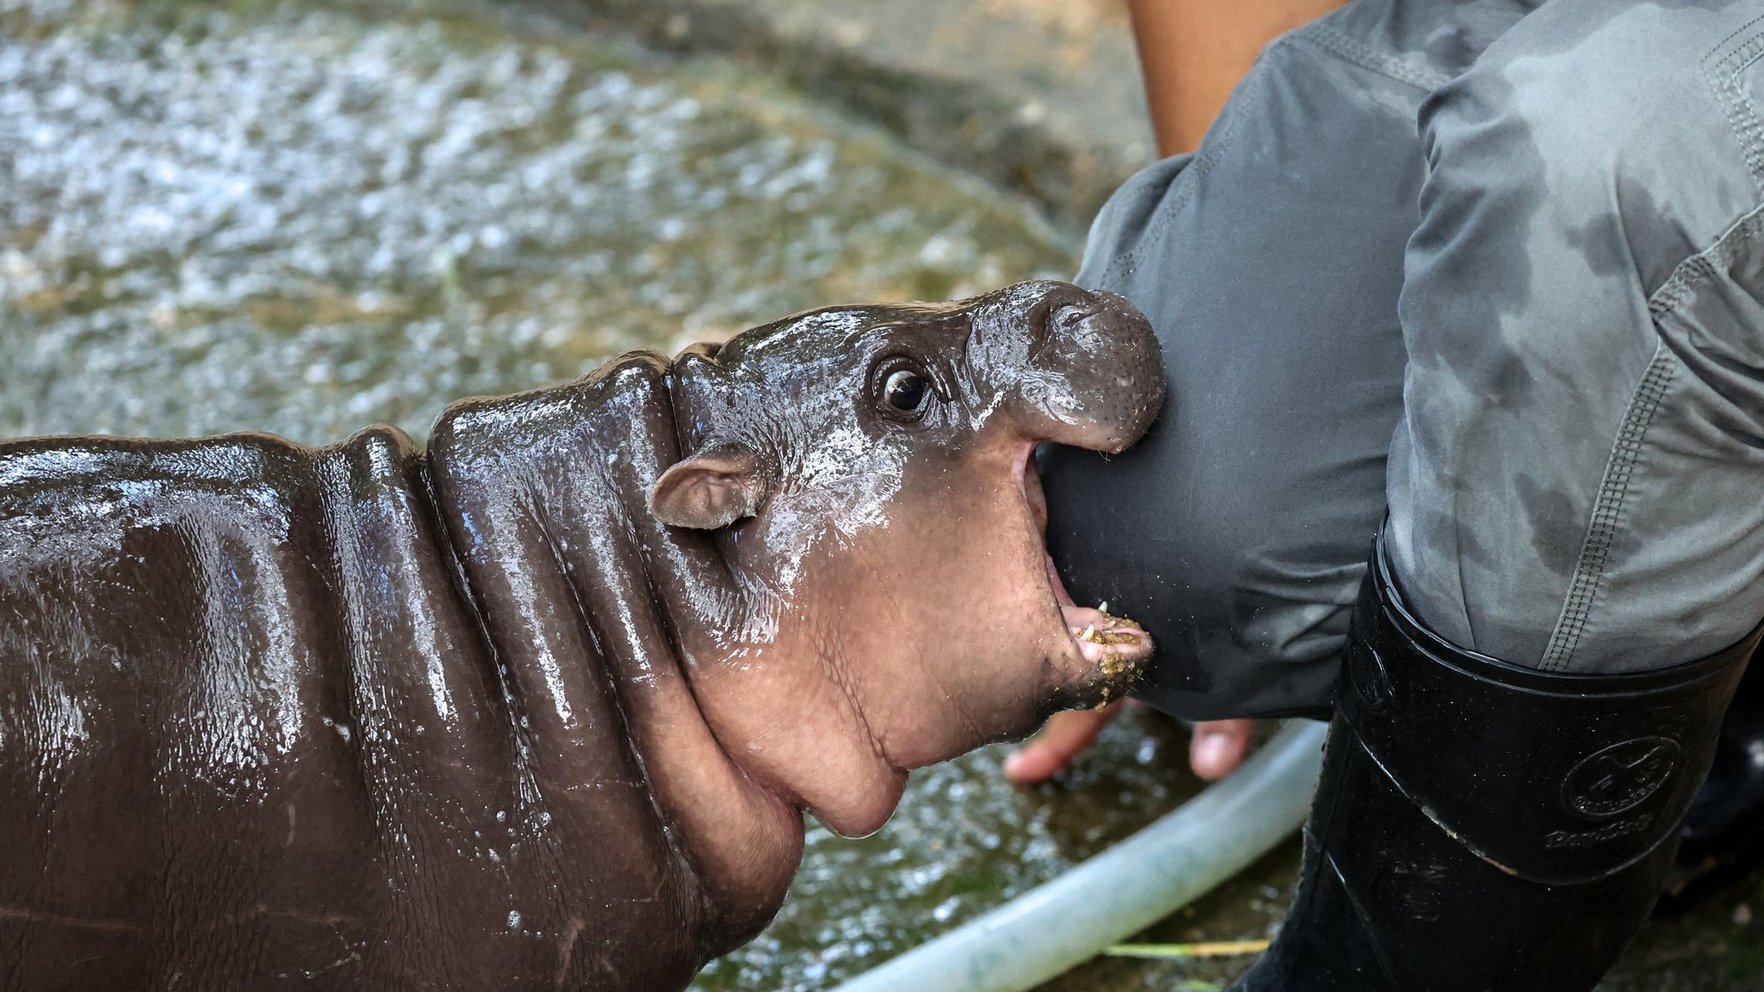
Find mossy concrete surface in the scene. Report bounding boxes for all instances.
[541,0,1156,233]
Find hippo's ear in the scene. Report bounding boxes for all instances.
[648,446,764,530]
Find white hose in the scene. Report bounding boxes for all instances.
[826,720,1327,992]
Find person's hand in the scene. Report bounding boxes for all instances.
[1002,705,1253,783]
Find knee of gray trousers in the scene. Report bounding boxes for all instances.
[1043,14,1447,719]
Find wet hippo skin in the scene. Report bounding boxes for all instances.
[0,281,1164,991]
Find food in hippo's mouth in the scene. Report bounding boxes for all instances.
[1076,617,1150,707]
[1047,554,1154,704]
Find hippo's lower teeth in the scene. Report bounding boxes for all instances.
[1075,625,1145,647]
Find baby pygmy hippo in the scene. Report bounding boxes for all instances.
[0,280,1163,991]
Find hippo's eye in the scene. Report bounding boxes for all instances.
[870,357,936,421]
[884,370,926,411]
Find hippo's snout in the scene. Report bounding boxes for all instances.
[1002,282,1166,454]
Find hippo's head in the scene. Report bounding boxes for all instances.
[649,280,1163,836]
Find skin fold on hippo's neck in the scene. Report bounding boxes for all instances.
[425,355,826,970]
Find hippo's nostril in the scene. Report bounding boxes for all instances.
[1047,304,1096,342]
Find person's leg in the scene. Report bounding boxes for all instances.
[1239,3,1764,988]
[1387,4,1764,673]
[1041,0,1541,721]
[1011,0,1349,784]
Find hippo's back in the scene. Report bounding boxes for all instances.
[0,367,729,991]
[0,428,522,987]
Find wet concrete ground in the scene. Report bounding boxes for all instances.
[0,0,1070,443]
[540,0,1151,229]
[2,0,1761,988]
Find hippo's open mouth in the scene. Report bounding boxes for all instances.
[1017,445,1154,704]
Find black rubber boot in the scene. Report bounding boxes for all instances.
[1660,646,1764,910]
[1229,539,1757,992]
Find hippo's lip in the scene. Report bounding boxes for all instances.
[1016,445,1153,703]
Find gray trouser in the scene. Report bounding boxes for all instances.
[1041,0,1764,719]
